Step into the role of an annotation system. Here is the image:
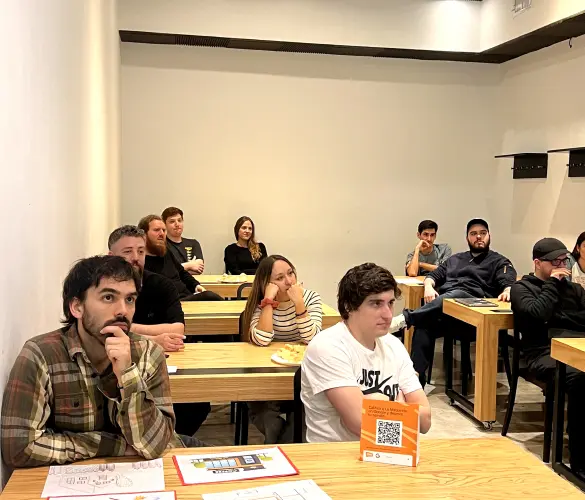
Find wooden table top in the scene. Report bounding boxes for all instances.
[167,343,297,403]
[443,298,514,327]
[181,300,339,318]
[551,338,585,372]
[196,274,255,285]
[3,438,583,499]
[167,342,287,370]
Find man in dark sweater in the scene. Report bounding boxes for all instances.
[138,215,221,302]
[162,206,205,275]
[511,237,585,475]
[108,225,211,437]
[392,218,517,386]
[108,225,186,352]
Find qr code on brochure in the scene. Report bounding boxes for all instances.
[375,419,402,447]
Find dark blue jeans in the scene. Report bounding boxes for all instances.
[406,290,476,386]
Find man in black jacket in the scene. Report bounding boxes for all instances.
[138,215,222,302]
[511,237,585,474]
[392,218,517,386]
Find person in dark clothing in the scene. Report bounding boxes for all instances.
[511,237,585,475]
[108,225,211,436]
[391,218,517,386]
[108,225,186,352]
[162,206,205,276]
[138,215,222,302]
[224,216,267,275]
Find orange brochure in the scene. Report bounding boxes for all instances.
[360,399,420,467]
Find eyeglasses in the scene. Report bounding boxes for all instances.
[543,257,569,266]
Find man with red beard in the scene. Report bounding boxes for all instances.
[138,215,221,302]
[1,256,185,467]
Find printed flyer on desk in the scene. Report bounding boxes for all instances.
[173,447,299,485]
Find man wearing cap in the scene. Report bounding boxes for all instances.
[511,237,585,475]
[392,218,517,386]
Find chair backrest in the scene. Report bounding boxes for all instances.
[293,367,305,443]
[236,282,252,299]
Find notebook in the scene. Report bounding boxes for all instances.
[454,298,494,308]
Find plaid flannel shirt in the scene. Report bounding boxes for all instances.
[1,324,182,467]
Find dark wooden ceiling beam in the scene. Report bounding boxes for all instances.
[119,11,585,64]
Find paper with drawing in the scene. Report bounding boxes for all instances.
[41,459,165,498]
[48,492,175,500]
[173,447,298,485]
[202,479,331,499]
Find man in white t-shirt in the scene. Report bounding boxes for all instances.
[301,263,431,443]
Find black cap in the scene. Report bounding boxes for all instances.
[466,218,489,233]
[532,238,569,261]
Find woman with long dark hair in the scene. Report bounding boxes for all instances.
[224,216,267,274]
[242,255,322,443]
[570,232,585,288]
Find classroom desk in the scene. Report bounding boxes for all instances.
[3,438,583,500]
[181,301,340,336]
[395,276,425,352]
[551,338,585,491]
[167,342,295,403]
[442,298,514,428]
[196,274,254,298]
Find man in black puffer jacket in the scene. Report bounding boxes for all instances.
[511,237,585,476]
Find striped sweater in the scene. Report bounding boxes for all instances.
[250,289,323,346]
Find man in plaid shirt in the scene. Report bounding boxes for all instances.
[1,255,186,467]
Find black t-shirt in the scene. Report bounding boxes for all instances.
[134,270,185,325]
[166,237,203,264]
[144,252,200,300]
[223,242,267,275]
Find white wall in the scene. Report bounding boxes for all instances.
[481,0,585,50]
[120,43,501,305]
[0,0,119,484]
[118,0,482,52]
[491,34,585,275]
[118,0,585,54]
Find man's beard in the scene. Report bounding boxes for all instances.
[81,312,131,343]
[468,241,490,254]
[146,237,167,257]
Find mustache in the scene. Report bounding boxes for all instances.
[103,316,131,334]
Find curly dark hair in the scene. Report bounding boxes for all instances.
[337,263,401,320]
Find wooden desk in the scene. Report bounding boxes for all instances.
[443,298,513,426]
[551,338,585,372]
[168,342,295,403]
[181,301,340,336]
[196,274,254,298]
[3,438,583,499]
[551,338,585,491]
[396,276,425,352]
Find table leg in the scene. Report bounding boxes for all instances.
[403,287,422,354]
[473,317,499,423]
[552,361,566,465]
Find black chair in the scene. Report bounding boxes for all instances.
[500,328,553,462]
[426,329,512,394]
[236,282,252,300]
[293,367,305,443]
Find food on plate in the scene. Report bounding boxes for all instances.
[276,344,306,363]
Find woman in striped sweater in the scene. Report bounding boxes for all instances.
[242,255,322,443]
[242,255,322,346]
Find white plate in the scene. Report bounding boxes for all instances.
[271,353,303,366]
